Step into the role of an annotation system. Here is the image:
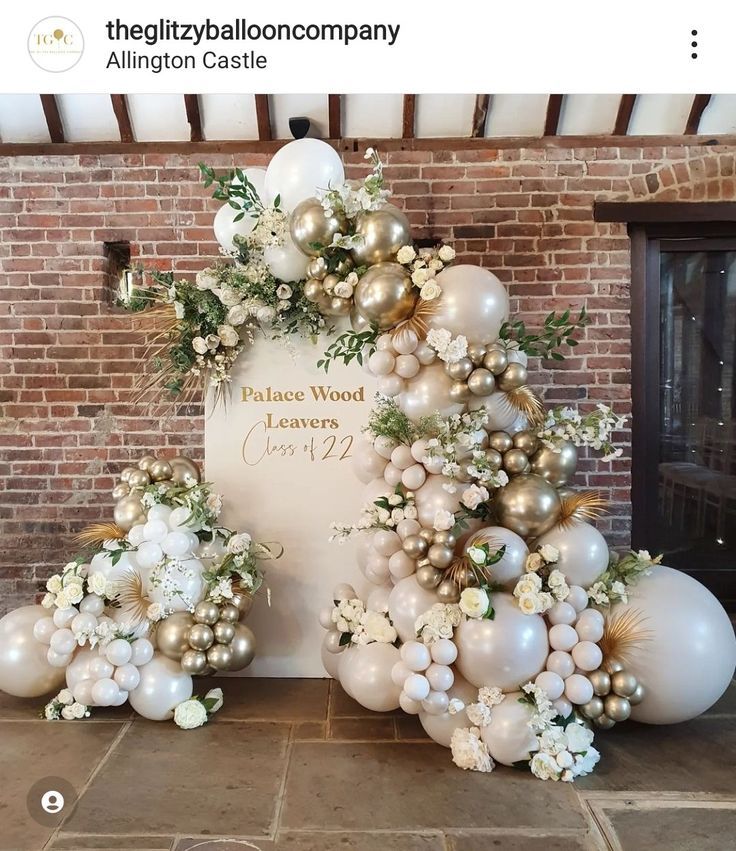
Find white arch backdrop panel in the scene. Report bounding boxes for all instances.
[205,334,375,676]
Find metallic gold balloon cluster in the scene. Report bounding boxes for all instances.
[444,343,529,404]
[157,595,256,677]
[579,660,645,728]
[405,528,464,602]
[112,454,201,532]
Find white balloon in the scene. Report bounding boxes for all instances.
[468,391,522,432]
[546,650,575,679]
[148,558,206,612]
[72,678,95,705]
[366,584,392,613]
[422,690,450,716]
[404,673,430,702]
[400,640,431,672]
[534,520,609,589]
[147,504,172,524]
[377,374,404,398]
[397,361,465,422]
[564,673,594,705]
[111,689,129,707]
[480,691,539,766]
[321,635,341,678]
[53,606,78,629]
[65,646,98,692]
[574,608,605,643]
[571,641,603,672]
[391,661,412,687]
[401,464,427,491]
[418,672,478,747]
[414,475,464,528]
[105,638,133,667]
[169,506,193,529]
[426,663,454,692]
[373,530,402,557]
[46,649,73,668]
[214,203,258,252]
[426,264,509,344]
[127,524,147,547]
[264,230,310,283]
[89,656,114,680]
[400,691,422,715]
[128,653,193,721]
[547,601,577,626]
[465,526,528,590]
[114,663,141,691]
[383,462,403,487]
[553,696,573,718]
[332,583,357,601]
[374,435,398,460]
[566,585,589,612]
[50,628,76,656]
[89,550,137,584]
[388,550,416,581]
[610,566,736,724]
[534,670,565,700]
[91,677,120,707]
[71,612,97,637]
[79,594,105,617]
[129,638,154,667]
[143,520,168,544]
[388,576,439,643]
[264,138,345,211]
[337,644,402,712]
[32,617,56,645]
[548,624,579,652]
[430,638,458,666]
[136,540,163,569]
[161,531,191,558]
[318,606,334,630]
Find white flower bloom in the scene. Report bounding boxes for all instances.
[276,284,293,300]
[227,304,248,327]
[333,281,354,299]
[478,686,505,708]
[174,698,208,730]
[88,572,108,597]
[42,593,56,609]
[573,746,600,776]
[433,509,455,531]
[447,698,465,715]
[205,687,224,713]
[146,602,164,622]
[450,727,494,772]
[195,270,218,291]
[411,267,429,286]
[256,305,276,325]
[216,324,240,348]
[227,532,252,554]
[466,546,486,566]
[396,245,417,264]
[71,702,87,719]
[420,281,441,301]
[44,704,58,720]
[361,610,397,644]
[517,593,542,615]
[539,544,560,563]
[438,245,456,262]
[403,505,418,520]
[636,549,652,562]
[526,552,544,572]
[192,336,209,355]
[47,575,63,594]
[565,722,595,753]
[514,574,542,597]
[61,705,76,721]
[459,587,490,619]
[218,287,243,307]
[54,591,70,610]
[466,701,493,726]
[57,689,74,705]
[461,484,489,510]
[206,493,223,516]
[530,751,560,781]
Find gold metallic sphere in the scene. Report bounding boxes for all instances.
[120,466,137,483]
[219,604,241,624]
[493,473,562,538]
[333,256,354,277]
[353,262,417,330]
[437,578,460,604]
[449,381,472,403]
[170,456,201,485]
[148,459,173,482]
[530,440,578,488]
[402,535,428,559]
[306,256,328,280]
[127,469,151,489]
[324,296,352,317]
[454,564,480,588]
[193,601,220,626]
[304,278,325,303]
[611,670,639,698]
[111,483,130,500]
[488,431,514,453]
[428,544,454,569]
[604,657,625,675]
[206,643,234,671]
[628,683,646,706]
[512,430,540,456]
[350,205,412,265]
[483,348,508,375]
[188,623,215,652]
[604,694,631,722]
[114,494,146,532]
[137,454,156,472]
[350,305,371,333]
[416,564,443,590]
[180,649,208,676]
[484,448,503,470]
[432,530,457,548]
[467,368,496,397]
[231,590,254,619]
[290,197,347,257]
[503,448,531,476]
[322,273,340,294]
[445,358,474,381]
[467,344,487,366]
[496,362,528,391]
[580,696,605,719]
[213,620,236,644]
[226,623,257,671]
[589,669,612,697]
[156,612,195,661]
[418,528,436,544]
[594,713,616,730]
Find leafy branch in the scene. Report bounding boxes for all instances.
[364,395,417,445]
[199,163,279,223]
[500,307,589,361]
[317,327,379,373]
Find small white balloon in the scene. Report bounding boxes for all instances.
[553,696,573,718]
[534,670,565,700]
[79,594,105,617]
[127,524,147,547]
[547,601,577,626]
[143,520,168,544]
[383,462,403,487]
[388,550,416,581]
[91,677,120,707]
[89,656,114,680]
[46,648,73,668]
[391,444,416,471]
[169,506,193,529]
[368,350,395,376]
[426,663,454,692]
[422,690,450,716]
[113,663,140,691]
[366,554,390,582]
[396,519,421,540]
[72,678,95,705]
[318,607,334,630]
[564,673,594,705]
[548,623,579,652]
[391,660,412,687]
[147,504,172,524]
[395,354,420,379]
[400,691,422,715]
[377,374,404,397]
[111,689,129,707]
[129,638,154,667]
[403,673,430,702]
[566,585,589,612]
[400,641,431,672]
[546,650,575,679]
[571,641,603,672]
[430,638,458,666]
[105,638,133,667]
[374,435,398,460]
[332,584,357,601]
[401,464,426,490]
[33,617,56,645]
[324,631,345,654]
[393,329,418,355]
[71,612,97,637]
[136,540,164,569]
[50,628,76,655]
[53,607,78,629]
[373,530,402,557]
[161,531,191,558]
[575,609,605,643]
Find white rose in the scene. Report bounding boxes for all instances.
[42,593,55,609]
[54,591,70,610]
[420,281,441,301]
[537,592,554,613]
[438,245,456,262]
[205,334,221,351]
[57,688,74,705]
[362,611,397,644]
[459,587,490,619]
[47,575,63,594]
[411,267,429,286]
[433,509,455,531]
[461,484,489,510]
[146,603,164,622]
[333,281,354,299]
[218,287,243,307]
[192,336,209,355]
[61,705,76,721]
[396,245,417,264]
[88,572,108,597]
[256,306,276,325]
[539,544,560,563]
[196,270,218,291]
[565,722,594,753]
[217,324,240,347]
[403,505,418,520]
[71,702,87,718]
[514,574,542,597]
[526,553,544,572]
[205,687,224,713]
[227,532,252,554]
[517,593,541,615]
[174,699,208,730]
[276,284,293,300]
[574,746,600,776]
[450,727,494,773]
[466,546,486,565]
[227,304,248,327]
[44,704,58,720]
[530,752,560,781]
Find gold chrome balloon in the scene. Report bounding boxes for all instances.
[206,643,233,671]
[306,256,328,280]
[156,612,195,661]
[219,604,240,624]
[483,348,508,375]
[437,578,460,604]
[111,483,130,500]
[496,362,528,391]
[628,683,646,706]
[611,670,639,698]
[127,469,151,489]
[604,694,632,722]
[322,273,339,294]
[433,530,457,548]
[512,430,539,456]
[589,669,612,697]
[488,431,513,453]
[449,381,472,403]
[188,623,215,652]
[354,263,417,330]
[231,590,254,619]
[114,495,146,532]
[467,368,496,397]
[170,456,201,485]
[333,255,355,277]
[290,197,347,257]
[350,304,371,333]
[530,440,578,488]
[580,696,605,719]
[493,474,562,538]
[416,564,443,589]
[402,535,428,559]
[446,358,474,381]
[193,601,219,626]
[304,278,324,303]
[604,657,625,675]
[213,620,236,644]
[226,623,256,671]
[350,205,412,265]
[594,713,616,730]
[324,296,352,317]
[428,544,454,569]
[148,459,173,482]
[120,466,137,483]
[418,528,435,544]
[137,455,156,472]
[467,344,487,366]
[503,448,531,476]
[180,649,208,675]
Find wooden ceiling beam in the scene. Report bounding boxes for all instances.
[613,94,637,136]
[685,94,712,135]
[472,95,491,137]
[110,95,134,143]
[184,94,203,143]
[254,95,272,141]
[39,95,64,143]
[544,94,564,136]
[402,94,416,139]
[328,94,342,139]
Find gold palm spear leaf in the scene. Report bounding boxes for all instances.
[447,532,504,589]
[558,491,609,529]
[390,296,441,341]
[506,385,545,429]
[116,568,153,627]
[74,522,126,548]
[601,607,654,668]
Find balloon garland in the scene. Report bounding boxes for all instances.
[0,455,278,728]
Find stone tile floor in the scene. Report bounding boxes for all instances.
[0,677,734,851]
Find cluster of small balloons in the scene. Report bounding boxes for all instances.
[64,637,154,708]
[366,329,437,398]
[533,594,606,716]
[302,250,356,317]
[357,523,422,586]
[392,638,458,716]
[33,589,106,670]
[443,342,529,404]
[156,598,256,676]
[112,454,201,532]
[579,662,645,728]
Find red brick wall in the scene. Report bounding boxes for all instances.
[1,143,734,612]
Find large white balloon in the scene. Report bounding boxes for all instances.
[534,520,609,588]
[418,672,478,747]
[466,527,528,590]
[89,550,139,584]
[480,691,539,765]
[454,594,548,691]
[388,576,439,643]
[397,361,465,422]
[414,475,464,529]
[608,566,736,724]
[264,139,345,211]
[337,643,402,711]
[147,558,206,612]
[468,391,523,432]
[263,230,310,283]
[426,265,509,344]
[321,634,342,678]
[128,653,193,721]
[0,606,67,698]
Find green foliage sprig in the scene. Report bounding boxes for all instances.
[199,164,279,222]
[500,307,589,361]
[364,394,417,445]
[317,327,379,373]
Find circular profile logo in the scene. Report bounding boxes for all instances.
[28,16,84,72]
[26,777,78,827]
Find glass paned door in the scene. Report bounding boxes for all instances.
[653,244,736,599]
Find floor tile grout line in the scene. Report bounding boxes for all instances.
[268,723,295,840]
[43,718,133,850]
[576,793,615,851]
